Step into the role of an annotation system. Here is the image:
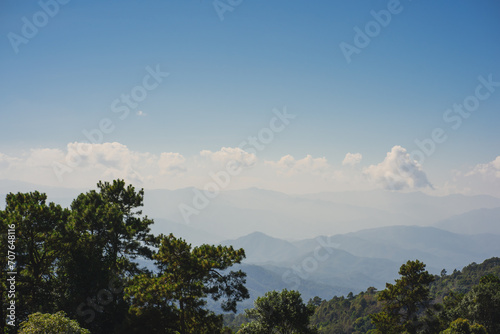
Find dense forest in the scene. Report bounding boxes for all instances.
[1,180,499,333]
[224,258,500,333]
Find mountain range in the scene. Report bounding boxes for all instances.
[212,225,500,312]
[2,181,499,240]
[2,180,499,312]
[139,187,500,241]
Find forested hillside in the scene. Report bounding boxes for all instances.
[309,257,500,333]
[225,258,500,333]
[1,180,499,333]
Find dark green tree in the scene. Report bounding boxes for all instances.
[454,274,500,333]
[58,180,156,333]
[240,289,317,334]
[125,233,249,334]
[0,192,69,327]
[308,296,323,307]
[371,260,435,334]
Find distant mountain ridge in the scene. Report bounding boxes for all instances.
[434,207,500,235]
[3,181,500,239]
[223,226,500,275]
[218,225,500,312]
[221,232,302,264]
[141,187,500,240]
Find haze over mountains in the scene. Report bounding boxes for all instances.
[1,179,499,243]
[139,187,500,241]
[2,180,499,311]
[435,207,500,235]
[3,180,499,240]
[214,226,500,311]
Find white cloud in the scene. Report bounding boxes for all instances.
[26,148,65,167]
[0,153,21,170]
[63,142,139,168]
[158,152,186,174]
[59,142,151,186]
[418,157,500,198]
[342,152,362,166]
[266,154,330,176]
[466,156,500,178]
[364,146,432,190]
[200,147,257,168]
[6,143,500,197]
[435,156,500,198]
[136,110,147,116]
[0,144,263,189]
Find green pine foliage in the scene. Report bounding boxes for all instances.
[0,180,248,334]
[223,313,250,333]
[441,318,487,334]
[310,287,380,333]
[309,258,500,334]
[430,257,500,301]
[239,289,317,333]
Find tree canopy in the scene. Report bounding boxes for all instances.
[0,191,69,322]
[441,318,487,334]
[371,259,435,334]
[19,311,90,334]
[125,233,249,333]
[239,289,317,334]
[0,180,248,334]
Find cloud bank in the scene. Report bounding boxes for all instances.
[1,143,498,197]
[466,156,500,178]
[342,152,362,166]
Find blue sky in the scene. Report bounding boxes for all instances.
[1,0,499,196]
